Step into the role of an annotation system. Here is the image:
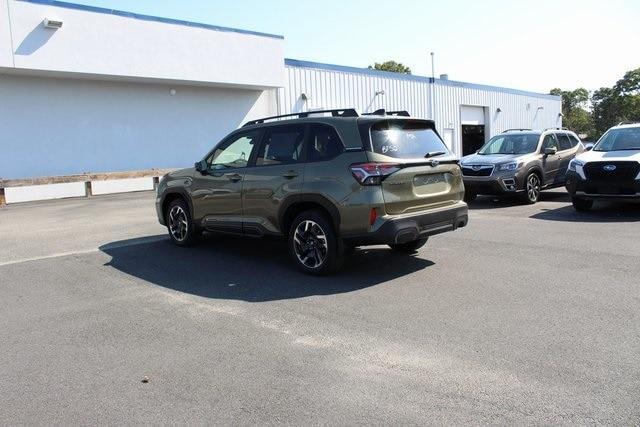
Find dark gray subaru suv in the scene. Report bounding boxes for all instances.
[460,129,585,203]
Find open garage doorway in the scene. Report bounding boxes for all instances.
[461,106,487,156]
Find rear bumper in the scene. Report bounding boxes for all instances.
[566,171,640,200]
[344,201,468,246]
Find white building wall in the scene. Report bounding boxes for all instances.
[2,0,285,89]
[0,0,562,186]
[281,60,562,156]
[432,81,563,155]
[0,74,276,179]
[0,0,13,67]
[282,63,430,118]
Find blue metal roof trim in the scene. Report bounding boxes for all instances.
[20,0,285,40]
[285,59,560,101]
[285,58,433,83]
[434,79,561,101]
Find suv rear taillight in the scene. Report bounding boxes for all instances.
[350,162,401,186]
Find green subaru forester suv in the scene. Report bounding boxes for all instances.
[156,109,468,274]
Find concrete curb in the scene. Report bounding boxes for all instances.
[0,169,175,205]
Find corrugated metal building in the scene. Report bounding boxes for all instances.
[282,59,562,156]
[0,0,561,203]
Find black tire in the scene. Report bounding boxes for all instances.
[389,237,429,254]
[288,210,343,275]
[572,197,593,212]
[165,198,199,246]
[463,190,477,203]
[520,172,542,204]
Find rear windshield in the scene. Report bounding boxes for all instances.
[594,127,640,151]
[368,120,450,158]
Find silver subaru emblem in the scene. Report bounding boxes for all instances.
[472,165,482,171]
[430,159,440,167]
[603,164,617,172]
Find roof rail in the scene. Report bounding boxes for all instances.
[362,109,411,117]
[502,128,532,133]
[617,121,640,126]
[386,110,411,117]
[242,108,359,127]
[543,127,570,131]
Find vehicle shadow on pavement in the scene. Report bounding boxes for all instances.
[468,191,570,210]
[99,235,434,302]
[530,202,640,223]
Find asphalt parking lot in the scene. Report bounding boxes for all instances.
[1,190,639,424]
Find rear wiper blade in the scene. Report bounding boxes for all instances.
[424,151,446,158]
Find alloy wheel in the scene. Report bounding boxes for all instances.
[293,220,328,269]
[168,205,189,241]
[527,174,541,202]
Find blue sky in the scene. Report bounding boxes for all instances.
[71,0,638,93]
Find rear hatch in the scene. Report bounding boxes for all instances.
[360,119,464,215]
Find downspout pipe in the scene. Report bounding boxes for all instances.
[429,52,436,123]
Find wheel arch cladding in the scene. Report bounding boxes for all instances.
[280,195,341,236]
[161,191,192,222]
[525,166,544,184]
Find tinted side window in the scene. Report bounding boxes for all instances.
[207,131,261,169]
[541,134,559,151]
[557,133,573,151]
[307,124,344,162]
[256,126,305,166]
[568,134,580,147]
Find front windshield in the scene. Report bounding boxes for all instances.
[594,127,640,151]
[478,134,540,155]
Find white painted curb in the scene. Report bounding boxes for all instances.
[5,182,87,204]
[91,177,155,195]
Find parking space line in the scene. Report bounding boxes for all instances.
[0,235,167,267]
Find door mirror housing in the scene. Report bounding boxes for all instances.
[585,144,594,151]
[543,147,558,156]
[194,160,208,174]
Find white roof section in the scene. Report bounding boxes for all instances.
[0,0,285,89]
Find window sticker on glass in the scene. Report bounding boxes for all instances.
[381,145,399,154]
[370,120,450,159]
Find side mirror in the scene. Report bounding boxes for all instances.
[544,147,557,156]
[585,144,594,151]
[194,160,208,174]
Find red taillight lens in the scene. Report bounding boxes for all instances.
[350,162,401,186]
[369,208,378,226]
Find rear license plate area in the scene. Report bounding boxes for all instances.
[412,173,450,196]
[413,173,446,186]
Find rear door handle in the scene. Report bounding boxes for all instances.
[226,173,242,182]
[282,171,299,179]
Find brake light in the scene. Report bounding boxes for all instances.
[350,162,401,186]
[369,208,378,226]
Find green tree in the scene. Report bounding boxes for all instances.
[368,60,411,74]
[591,68,640,135]
[592,87,619,136]
[614,68,640,95]
[549,87,594,137]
